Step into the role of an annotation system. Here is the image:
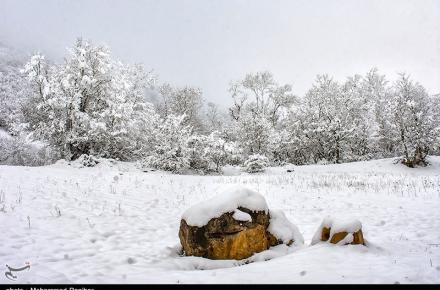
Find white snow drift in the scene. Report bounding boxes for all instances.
[268,209,304,246]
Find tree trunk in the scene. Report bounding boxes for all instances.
[335,136,340,164]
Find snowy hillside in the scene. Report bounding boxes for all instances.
[1,157,440,284]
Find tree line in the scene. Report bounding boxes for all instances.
[1,38,439,172]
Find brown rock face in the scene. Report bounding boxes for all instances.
[209,224,269,260]
[320,226,365,245]
[179,207,278,260]
[321,226,331,241]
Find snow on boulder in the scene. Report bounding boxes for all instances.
[267,209,304,246]
[232,209,252,222]
[181,186,269,227]
[311,217,365,246]
[179,186,302,260]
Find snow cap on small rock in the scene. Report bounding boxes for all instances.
[311,216,365,246]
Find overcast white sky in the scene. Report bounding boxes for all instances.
[1,0,439,105]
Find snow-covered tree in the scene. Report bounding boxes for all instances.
[295,75,348,163]
[229,71,295,126]
[203,102,230,134]
[288,74,373,164]
[362,69,396,158]
[267,127,292,165]
[203,131,234,173]
[228,71,295,160]
[223,139,243,166]
[341,74,377,161]
[186,133,210,173]
[155,83,204,132]
[145,114,192,173]
[389,74,437,167]
[186,131,239,174]
[0,44,30,134]
[234,110,273,156]
[96,62,158,160]
[0,130,58,166]
[22,38,157,161]
[430,94,440,156]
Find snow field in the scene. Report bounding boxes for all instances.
[0,157,439,283]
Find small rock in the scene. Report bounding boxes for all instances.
[311,217,366,246]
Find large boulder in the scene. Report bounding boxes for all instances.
[179,186,303,260]
[311,217,365,246]
[179,207,270,260]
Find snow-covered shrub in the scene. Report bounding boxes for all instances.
[317,159,330,165]
[224,141,243,166]
[268,128,291,165]
[203,131,234,173]
[76,154,100,167]
[234,112,273,157]
[243,154,269,173]
[0,130,58,166]
[182,131,237,174]
[186,134,210,173]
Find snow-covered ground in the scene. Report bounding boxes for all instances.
[1,157,440,284]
